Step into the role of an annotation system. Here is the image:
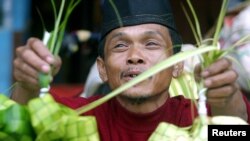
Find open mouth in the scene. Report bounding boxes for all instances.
[127,74,139,78]
[122,69,142,80]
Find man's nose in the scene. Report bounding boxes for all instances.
[126,47,145,65]
[127,57,144,64]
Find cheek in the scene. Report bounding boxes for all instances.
[153,69,173,88]
[105,59,124,88]
[148,51,172,67]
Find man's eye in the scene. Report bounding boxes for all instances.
[112,43,128,52]
[114,44,126,48]
[146,42,158,46]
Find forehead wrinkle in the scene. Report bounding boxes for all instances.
[110,32,126,41]
[108,26,169,43]
[144,30,165,38]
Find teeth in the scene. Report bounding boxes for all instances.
[130,74,137,77]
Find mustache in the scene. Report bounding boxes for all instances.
[121,67,146,77]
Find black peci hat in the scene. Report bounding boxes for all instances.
[99,0,182,57]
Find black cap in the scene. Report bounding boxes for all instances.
[99,0,182,57]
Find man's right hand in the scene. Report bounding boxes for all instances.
[11,37,62,104]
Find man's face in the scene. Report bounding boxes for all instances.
[98,24,174,99]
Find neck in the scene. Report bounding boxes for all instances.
[116,90,169,114]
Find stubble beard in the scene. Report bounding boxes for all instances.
[118,87,169,105]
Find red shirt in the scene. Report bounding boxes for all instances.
[53,95,250,141]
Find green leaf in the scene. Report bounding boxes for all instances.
[77,46,218,114]
[169,72,198,100]
[38,73,51,88]
[1,104,35,140]
[28,94,100,141]
[38,0,80,90]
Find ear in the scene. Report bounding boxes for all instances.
[96,57,108,82]
[172,61,184,78]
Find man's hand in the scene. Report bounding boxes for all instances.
[195,58,248,121]
[11,37,62,104]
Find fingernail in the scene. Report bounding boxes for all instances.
[41,65,50,72]
[46,56,54,64]
[204,79,211,87]
[173,71,177,77]
[201,71,209,77]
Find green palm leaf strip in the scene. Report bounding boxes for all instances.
[186,0,202,45]
[212,0,229,47]
[169,72,198,100]
[149,0,250,140]
[181,0,229,128]
[181,4,200,46]
[77,46,217,114]
[28,0,101,140]
[109,0,123,27]
[39,0,81,92]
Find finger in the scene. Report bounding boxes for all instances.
[206,84,238,108]
[13,58,38,79]
[201,58,231,78]
[203,69,238,88]
[206,84,237,98]
[206,97,229,108]
[27,38,55,64]
[13,68,39,87]
[16,47,51,73]
[194,63,202,81]
[51,55,62,76]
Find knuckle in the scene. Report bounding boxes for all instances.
[20,51,28,59]
[226,85,234,95]
[223,57,232,66]
[16,46,25,55]
[13,70,18,79]
[232,69,238,79]
[13,58,19,67]
[20,63,27,71]
[27,37,38,46]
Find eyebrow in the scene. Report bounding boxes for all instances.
[110,30,165,41]
[144,30,164,38]
[110,32,125,40]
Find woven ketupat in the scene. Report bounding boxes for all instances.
[28,94,68,134]
[148,122,191,141]
[0,94,35,141]
[0,94,15,108]
[148,115,248,141]
[28,94,100,141]
[35,116,100,141]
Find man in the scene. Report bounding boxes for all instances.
[11,0,250,140]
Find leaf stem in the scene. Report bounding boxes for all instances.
[76,47,217,114]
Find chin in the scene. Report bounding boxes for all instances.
[119,92,152,105]
[122,88,153,98]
